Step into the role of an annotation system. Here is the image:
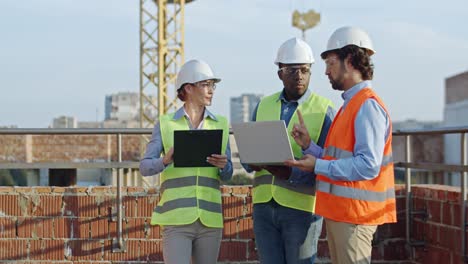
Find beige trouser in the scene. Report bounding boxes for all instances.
[162,219,222,264]
[325,219,377,264]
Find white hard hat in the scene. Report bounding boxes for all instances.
[321,26,375,57]
[274,37,315,65]
[175,59,221,90]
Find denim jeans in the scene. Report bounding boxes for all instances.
[253,199,323,264]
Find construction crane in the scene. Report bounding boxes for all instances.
[139,0,194,128]
[139,0,320,128]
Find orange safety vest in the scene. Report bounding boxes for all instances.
[315,88,397,225]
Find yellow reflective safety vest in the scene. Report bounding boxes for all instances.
[150,112,229,228]
[253,91,333,212]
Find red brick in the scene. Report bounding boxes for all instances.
[376,239,409,261]
[414,245,451,264]
[78,196,99,217]
[0,217,15,238]
[15,187,32,194]
[68,240,101,261]
[223,218,237,239]
[34,195,62,217]
[125,239,140,261]
[0,186,14,193]
[222,196,244,218]
[17,217,33,238]
[219,241,247,261]
[220,186,232,194]
[247,240,258,260]
[91,217,109,239]
[447,190,460,202]
[137,196,158,218]
[439,226,457,250]
[54,218,77,239]
[238,218,254,239]
[427,200,442,223]
[123,196,137,218]
[317,239,330,259]
[35,187,52,193]
[231,186,251,195]
[32,217,54,239]
[148,220,161,239]
[1,194,20,216]
[0,239,26,260]
[245,196,253,217]
[127,218,145,239]
[442,202,453,225]
[63,195,79,217]
[453,203,462,227]
[140,240,163,261]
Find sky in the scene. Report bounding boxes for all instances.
[0,0,467,128]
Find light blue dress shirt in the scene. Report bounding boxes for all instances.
[304,80,390,181]
[243,88,335,186]
[139,106,233,181]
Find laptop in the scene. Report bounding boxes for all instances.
[232,120,294,166]
[173,129,223,167]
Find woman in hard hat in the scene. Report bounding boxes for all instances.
[140,59,233,264]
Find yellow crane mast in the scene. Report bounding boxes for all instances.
[139,0,193,128]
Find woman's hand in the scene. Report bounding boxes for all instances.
[162,147,174,166]
[207,154,228,169]
[291,110,311,150]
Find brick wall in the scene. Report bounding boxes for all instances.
[0,135,142,163]
[411,185,467,264]
[0,185,412,263]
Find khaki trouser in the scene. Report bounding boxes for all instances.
[325,219,377,264]
[162,220,222,264]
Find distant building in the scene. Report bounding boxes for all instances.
[105,92,139,121]
[443,71,468,186]
[51,116,77,128]
[392,119,443,185]
[393,120,441,131]
[230,94,262,124]
[78,121,102,128]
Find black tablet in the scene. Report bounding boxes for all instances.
[173,129,223,167]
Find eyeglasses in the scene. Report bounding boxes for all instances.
[193,81,217,90]
[279,66,311,75]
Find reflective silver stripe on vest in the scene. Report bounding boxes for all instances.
[324,146,393,167]
[154,197,222,214]
[254,174,315,195]
[160,176,220,194]
[381,154,393,166]
[253,174,273,187]
[317,181,395,202]
[323,146,353,159]
[274,178,316,195]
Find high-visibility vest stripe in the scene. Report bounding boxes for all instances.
[160,176,220,194]
[154,197,222,214]
[253,91,334,212]
[316,87,397,225]
[323,146,393,166]
[150,111,229,228]
[317,181,395,202]
[253,174,315,195]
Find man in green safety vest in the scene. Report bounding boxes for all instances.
[243,37,335,264]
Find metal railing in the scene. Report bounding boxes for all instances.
[393,126,468,261]
[0,128,152,252]
[1,126,468,260]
